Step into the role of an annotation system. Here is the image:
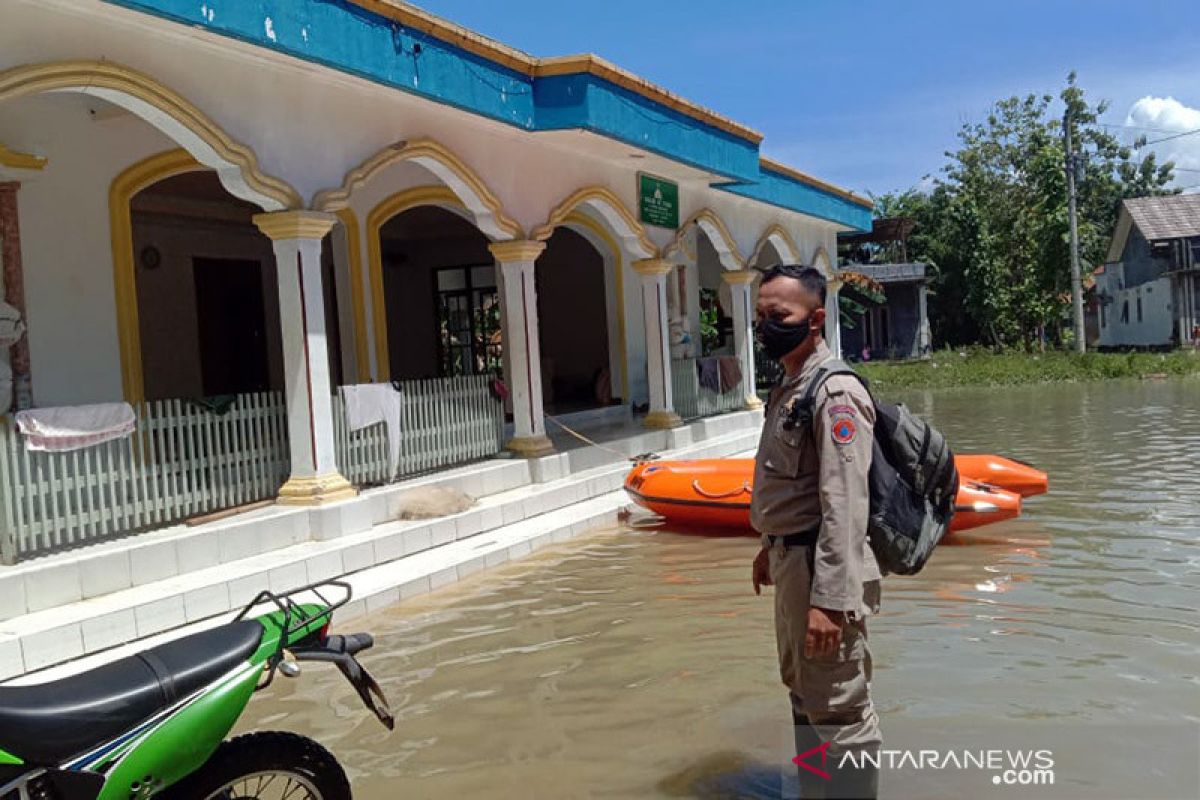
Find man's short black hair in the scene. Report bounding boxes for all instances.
[760,264,827,307]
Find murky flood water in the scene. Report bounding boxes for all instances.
[237,379,1200,799]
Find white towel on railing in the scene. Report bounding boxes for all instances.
[15,402,137,452]
[341,383,402,476]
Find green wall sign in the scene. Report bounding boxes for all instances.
[638,173,679,229]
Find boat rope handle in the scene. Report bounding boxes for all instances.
[691,479,753,499]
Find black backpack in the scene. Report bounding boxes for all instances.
[794,360,958,575]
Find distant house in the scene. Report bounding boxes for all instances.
[1093,195,1200,348]
[838,218,931,360]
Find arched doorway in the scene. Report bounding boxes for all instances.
[536,226,614,413]
[665,211,755,417]
[122,159,344,402]
[376,204,497,381]
[131,169,283,400]
[696,231,734,358]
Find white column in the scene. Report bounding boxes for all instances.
[826,276,844,359]
[721,270,762,410]
[634,258,682,429]
[490,240,554,457]
[253,211,355,506]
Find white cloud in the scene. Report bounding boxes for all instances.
[1125,96,1200,192]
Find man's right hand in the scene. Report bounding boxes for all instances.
[752,546,772,595]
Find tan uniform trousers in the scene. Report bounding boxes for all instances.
[770,540,882,756]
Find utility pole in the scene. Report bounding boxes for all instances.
[1064,110,1086,353]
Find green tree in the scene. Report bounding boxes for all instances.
[887,74,1175,349]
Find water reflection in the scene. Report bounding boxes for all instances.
[236,379,1200,797]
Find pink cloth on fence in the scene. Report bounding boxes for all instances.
[15,402,137,452]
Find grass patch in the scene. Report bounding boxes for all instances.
[856,348,1200,390]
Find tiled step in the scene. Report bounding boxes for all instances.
[4,488,637,687]
[0,458,533,623]
[0,419,761,681]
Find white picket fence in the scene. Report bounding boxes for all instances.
[0,393,289,562]
[332,375,505,487]
[670,357,746,421]
[0,377,506,562]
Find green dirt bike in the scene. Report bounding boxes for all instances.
[0,581,392,800]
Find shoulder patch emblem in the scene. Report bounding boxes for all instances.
[831,414,857,445]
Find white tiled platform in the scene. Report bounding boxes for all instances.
[1,409,763,682]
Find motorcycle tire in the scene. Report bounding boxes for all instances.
[158,731,351,800]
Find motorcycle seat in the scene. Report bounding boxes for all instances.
[0,620,263,766]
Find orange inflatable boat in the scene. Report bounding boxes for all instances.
[952,454,1048,498]
[624,456,1044,534]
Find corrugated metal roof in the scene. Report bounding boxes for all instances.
[845,263,927,283]
[1123,194,1200,241]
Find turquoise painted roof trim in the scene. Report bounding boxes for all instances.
[108,0,538,126]
[534,73,761,182]
[102,0,868,228]
[720,166,873,232]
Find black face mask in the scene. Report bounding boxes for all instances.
[756,317,811,361]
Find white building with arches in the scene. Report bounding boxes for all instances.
[0,0,871,668]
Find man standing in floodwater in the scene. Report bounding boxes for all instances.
[750,265,881,799]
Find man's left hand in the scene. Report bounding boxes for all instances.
[805,606,845,659]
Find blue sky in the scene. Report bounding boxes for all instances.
[421,0,1200,196]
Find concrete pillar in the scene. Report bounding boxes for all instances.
[721,270,762,410]
[826,276,844,359]
[490,240,554,457]
[634,258,682,429]
[0,182,31,410]
[253,211,356,506]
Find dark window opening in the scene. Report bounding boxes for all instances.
[193,257,270,395]
[435,265,500,378]
[699,287,731,356]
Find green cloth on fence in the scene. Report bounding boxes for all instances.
[186,395,238,415]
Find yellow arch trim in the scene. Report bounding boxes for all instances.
[334,208,370,381]
[365,186,469,380]
[313,138,522,240]
[530,185,657,258]
[0,60,300,210]
[0,142,46,171]
[665,208,746,269]
[811,245,834,278]
[562,212,629,400]
[109,148,207,402]
[750,223,800,267]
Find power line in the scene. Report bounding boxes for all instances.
[1098,121,1182,136]
[1123,157,1200,174]
[1142,126,1200,146]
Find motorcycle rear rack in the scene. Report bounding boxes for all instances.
[234,580,354,690]
[234,579,353,667]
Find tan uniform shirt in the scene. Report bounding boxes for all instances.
[750,341,881,614]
